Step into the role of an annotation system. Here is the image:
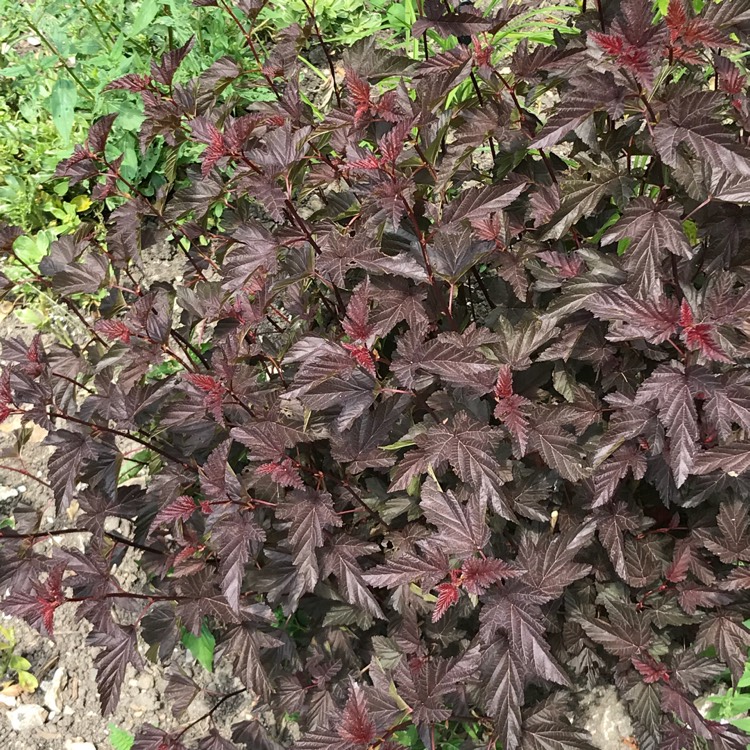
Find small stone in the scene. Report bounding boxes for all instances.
[37,730,60,740]
[0,693,17,708]
[64,741,97,750]
[16,485,26,493]
[136,673,154,691]
[44,667,67,715]
[7,703,48,731]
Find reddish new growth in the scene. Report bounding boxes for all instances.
[493,365,531,457]
[150,495,199,532]
[342,343,377,375]
[678,300,730,363]
[590,32,655,87]
[0,369,13,423]
[95,319,132,343]
[338,685,377,746]
[432,559,520,621]
[345,69,372,126]
[665,0,727,63]
[183,373,227,422]
[632,657,671,684]
[342,279,377,373]
[201,123,226,178]
[24,334,45,378]
[471,36,493,68]
[256,457,304,488]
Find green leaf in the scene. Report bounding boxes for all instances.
[380,438,417,451]
[131,0,161,36]
[118,449,152,484]
[683,218,698,245]
[13,234,49,268]
[394,723,421,748]
[9,654,31,672]
[108,723,135,750]
[181,621,215,672]
[17,670,38,692]
[47,78,78,143]
[730,716,750,732]
[145,358,184,381]
[14,307,47,328]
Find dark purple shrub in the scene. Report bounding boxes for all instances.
[2,0,750,748]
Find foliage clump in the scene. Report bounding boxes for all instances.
[2,0,750,748]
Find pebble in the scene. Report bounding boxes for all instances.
[0,487,19,501]
[7,703,48,731]
[43,667,67,715]
[64,741,97,750]
[137,673,154,691]
[0,693,17,708]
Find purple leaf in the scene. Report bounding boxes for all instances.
[88,625,143,715]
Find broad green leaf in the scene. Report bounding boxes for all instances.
[47,78,78,142]
[13,234,49,268]
[18,670,38,692]
[9,654,31,671]
[130,0,161,36]
[14,307,47,328]
[181,621,215,672]
[730,716,750,732]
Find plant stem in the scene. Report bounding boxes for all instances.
[217,0,282,99]
[0,465,51,489]
[472,268,495,308]
[400,194,434,283]
[66,591,183,603]
[23,17,96,100]
[683,196,712,222]
[299,0,341,107]
[48,409,194,472]
[595,0,605,31]
[80,0,115,48]
[8,249,108,346]
[175,688,247,740]
[0,527,165,556]
[285,199,322,254]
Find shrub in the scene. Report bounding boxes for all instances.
[2,0,750,748]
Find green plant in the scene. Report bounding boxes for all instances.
[0,0,246,322]
[258,0,389,44]
[704,619,750,738]
[108,722,135,750]
[0,623,38,694]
